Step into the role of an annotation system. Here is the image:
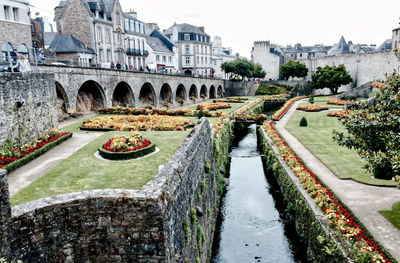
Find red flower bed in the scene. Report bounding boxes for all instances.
[264,121,392,262]
[0,130,70,168]
[272,96,308,121]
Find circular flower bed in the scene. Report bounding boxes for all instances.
[98,132,156,160]
[297,104,328,112]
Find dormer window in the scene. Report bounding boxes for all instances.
[116,12,120,25]
[184,34,190,41]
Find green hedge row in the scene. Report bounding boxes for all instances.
[257,128,346,263]
[98,143,156,160]
[3,133,73,172]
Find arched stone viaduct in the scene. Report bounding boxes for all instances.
[38,65,225,112]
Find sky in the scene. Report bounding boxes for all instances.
[29,0,400,58]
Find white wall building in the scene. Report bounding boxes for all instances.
[124,11,147,69]
[211,36,238,79]
[0,0,32,62]
[164,23,212,76]
[251,41,281,80]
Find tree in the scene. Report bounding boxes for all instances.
[280,60,308,80]
[252,64,266,79]
[221,59,265,80]
[333,71,400,180]
[311,64,352,94]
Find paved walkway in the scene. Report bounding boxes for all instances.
[275,99,400,260]
[8,132,103,197]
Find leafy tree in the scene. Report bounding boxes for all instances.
[252,64,266,79]
[311,64,352,94]
[280,60,308,80]
[333,71,400,179]
[221,59,265,80]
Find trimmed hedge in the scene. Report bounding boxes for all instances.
[98,143,156,160]
[3,133,73,172]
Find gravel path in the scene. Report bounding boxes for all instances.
[275,99,400,260]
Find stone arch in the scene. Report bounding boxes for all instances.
[55,81,69,114]
[209,85,216,99]
[217,85,224,98]
[160,83,173,105]
[139,82,156,107]
[200,85,207,99]
[76,80,105,113]
[189,84,198,99]
[175,84,187,103]
[112,82,134,107]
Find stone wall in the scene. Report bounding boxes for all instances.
[0,118,216,262]
[304,51,400,89]
[0,170,11,259]
[0,20,32,62]
[38,65,225,111]
[224,80,258,96]
[0,73,58,146]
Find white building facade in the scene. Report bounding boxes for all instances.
[164,23,212,76]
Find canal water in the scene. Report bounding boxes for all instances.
[212,124,307,263]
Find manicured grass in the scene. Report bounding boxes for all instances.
[303,95,344,108]
[380,202,400,230]
[11,130,190,206]
[285,110,397,186]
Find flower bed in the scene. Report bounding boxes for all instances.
[197,102,231,111]
[98,131,156,160]
[371,82,387,89]
[232,98,263,116]
[0,129,72,171]
[271,96,308,121]
[234,113,268,124]
[80,115,194,131]
[327,110,348,118]
[263,120,394,263]
[327,100,355,105]
[297,104,329,112]
[99,106,226,118]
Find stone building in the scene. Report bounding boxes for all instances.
[392,27,400,50]
[31,18,44,50]
[164,23,212,76]
[49,34,95,66]
[145,29,176,73]
[124,11,148,70]
[0,0,32,63]
[251,41,281,80]
[212,36,238,79]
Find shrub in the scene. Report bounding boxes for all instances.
[309,96,314,104]
[299,117,308,127]
[255,83,291,95]
[198,109,205,119]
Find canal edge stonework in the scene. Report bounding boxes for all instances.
[0,118,219,262]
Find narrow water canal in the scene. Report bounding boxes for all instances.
[212,124,307,263]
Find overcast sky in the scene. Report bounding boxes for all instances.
[30,0,400,58]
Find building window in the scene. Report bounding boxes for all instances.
[116,12,120,25]
[99,49,104,62]
[117,31,122,44]
[125,19,129,30]
[184,34,190,41]
[205,57,207,64]
[162,56,166,62]
[31,23,36,35]
[185,45,190,54]
[156,55,160,62]
[201,57,204,65]
[12,8,18,21]
[185,56,190,65]
[4,6,10,20]
[299,53,303,57]
[197,56,199,64]
[135,22,139,32]
[214,60,216,65]
[97,27,103,42]
[107,50,111,62]
[168,56,172,63]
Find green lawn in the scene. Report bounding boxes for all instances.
[11,130,190,206]
[285,110,397,187]
[302,95,344,108]
[380,202,400,230]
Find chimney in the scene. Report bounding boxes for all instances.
[199,26,205,32]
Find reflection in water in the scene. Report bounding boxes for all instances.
[212,124,307,263]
